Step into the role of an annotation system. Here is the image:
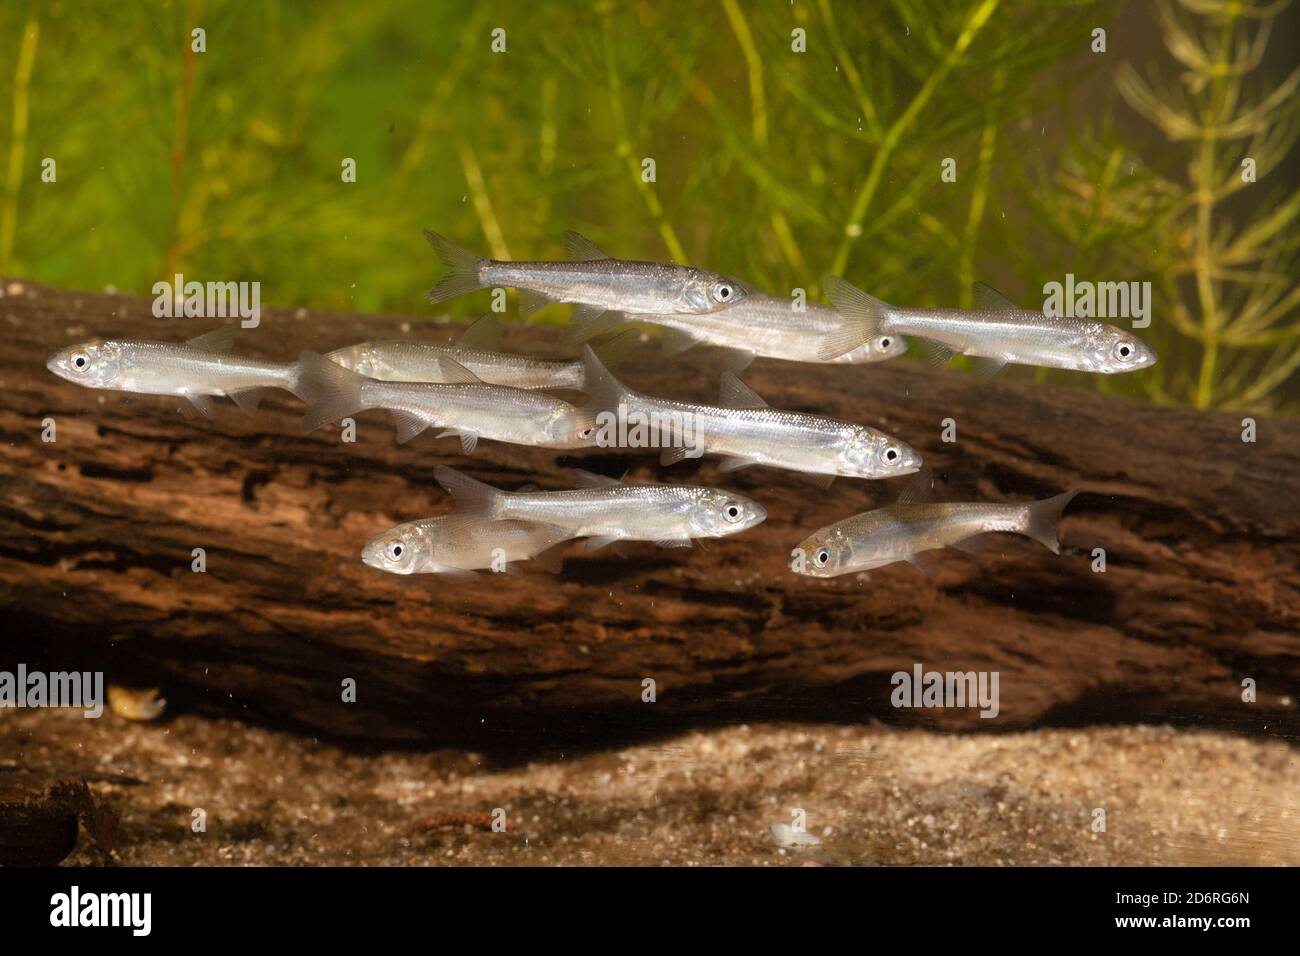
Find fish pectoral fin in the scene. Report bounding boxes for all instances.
[968,355,1008,382]
[655,328,698,357]
[517,288,555,317]
[715,348,756,376]
[916,338,957,370]
[392,412,430,444]
[660,445,695,467]
[718,372,768,409]
[951,533,996,557]
[805,471,835,490]
[583,535,622,553]
[570,468,621,488]
[227,387,272,415]
[972,281,1018,311]
[186,325,237,353]
[457,313,504,351]
[183,393,217,419]
[717,455,757,474]
[655,537,693,549]
[905,551,941,575]
[563,230,612,261]
[896,467,935,504]
[571,303,606,327]
[433,567,480,581]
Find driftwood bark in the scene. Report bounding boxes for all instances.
[2,281,1297,746]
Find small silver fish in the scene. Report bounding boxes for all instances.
[793,485,1078,578]
[425,229,749,317]
[435,466,766,551]
[326,314,632,391]
[570,293,907,370]
[362,514,575,575]
[819,276,1158,375]
[46,326,304,417]
[298,352,598,452]
[580,347,922,482]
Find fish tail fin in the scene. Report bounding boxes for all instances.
[580,343,633,417]
[819,275,889,361]
[298,351,366,432]
[434,465,507,519]
[423,230,486,304]
[1022,490,1078,554]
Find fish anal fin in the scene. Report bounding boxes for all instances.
[951,532,996,557]
[227,387,272,415]
[905,551,941,575]
[571,468,621,489]
[968,355,1008,382]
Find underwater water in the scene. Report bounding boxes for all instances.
[1,0,1297,899]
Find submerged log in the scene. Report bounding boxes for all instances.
[1,281,1297,746]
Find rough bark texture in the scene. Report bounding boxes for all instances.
[2,281,1297,746]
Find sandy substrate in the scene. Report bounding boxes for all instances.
[2,708,1297,866]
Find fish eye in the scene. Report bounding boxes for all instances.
[713,283,733,303]
[1114,341,1134,361]
[884,447,899,462]
[815,550,830,567]
[878,337,892,349]
[579,427,594,439]
[387,542,405,561]
[72,354,89,370]
[724,503,742,521]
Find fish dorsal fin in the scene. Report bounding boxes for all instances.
[435,355,485,385]
[457,313,503,351]
[563,230,612,261]
[571,468,621,489]
[434,465,503,516]
[896,467,934,505]
[187,325,237,353]
[718,372,768,409]
[972,282,1018,311]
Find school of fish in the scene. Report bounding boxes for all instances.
[47,228,1159,576]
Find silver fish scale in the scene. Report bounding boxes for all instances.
[494,485,709,539]
[883,308,1098,363]
[641,299,850,360]
[838,502,1027,562]
[481,260,694,313]
[113,341,296,394]
[361,380,578,445]
[328,341,582,389]
[620,391,854,469]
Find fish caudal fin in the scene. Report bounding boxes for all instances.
[434,465,506,518]
[819,275,889,361]
[298,351,366,433]
[423,230,486,305]
[1022,490,1079,554]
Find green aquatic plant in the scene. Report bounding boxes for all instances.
[1035,0,1300,412]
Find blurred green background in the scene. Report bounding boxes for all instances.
[1,0,1296,411]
